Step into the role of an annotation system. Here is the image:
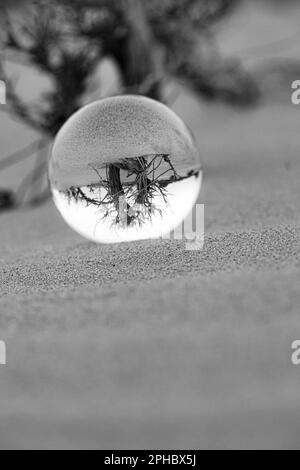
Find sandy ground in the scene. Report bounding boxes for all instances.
[0,1,300,450]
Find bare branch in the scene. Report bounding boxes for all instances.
[0,140,48,172]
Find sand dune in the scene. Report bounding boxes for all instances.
[0,217,299,449]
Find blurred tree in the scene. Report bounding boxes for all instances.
[0,0,259,210]
[68,0,259,103]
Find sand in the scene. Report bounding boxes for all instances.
[1,1,300,450]
[0,99,299,449]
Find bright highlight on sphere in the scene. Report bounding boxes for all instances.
[49,95,202,244]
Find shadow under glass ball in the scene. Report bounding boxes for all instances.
[49,95,202,243]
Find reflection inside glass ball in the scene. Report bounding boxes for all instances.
[49,96,202,243]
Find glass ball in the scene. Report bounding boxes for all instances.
[49,95,202,244]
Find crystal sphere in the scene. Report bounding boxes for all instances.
[49,95,202,243]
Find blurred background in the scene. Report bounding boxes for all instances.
[0,0,299,210]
